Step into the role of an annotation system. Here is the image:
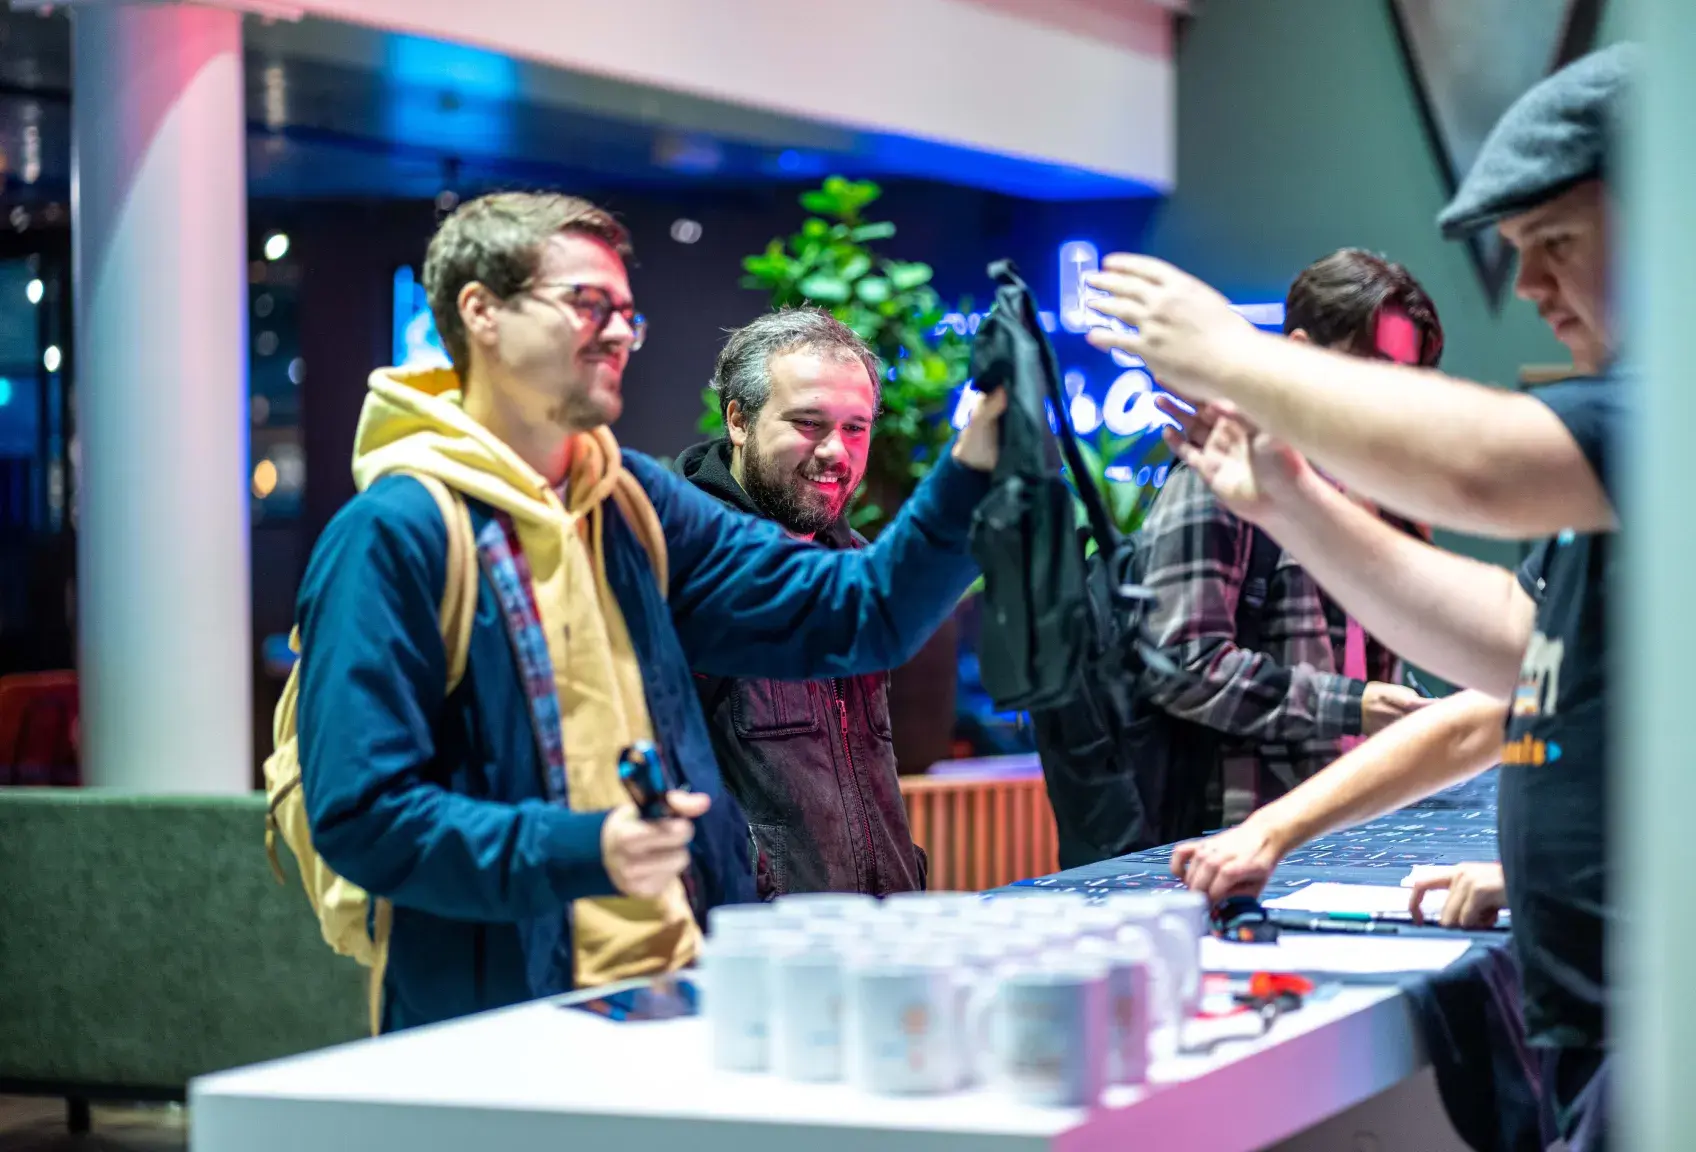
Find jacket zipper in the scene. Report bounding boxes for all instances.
[834,679,878,893]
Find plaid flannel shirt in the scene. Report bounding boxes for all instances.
[1140,464,1404,818]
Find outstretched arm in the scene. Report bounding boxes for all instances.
[642,393,1003,680]
[1170,689,1507,902]
[1138,465,1406,742]
[1161,401,1536,697]
[1086,255,1617,538]
[1258,472,1535,698]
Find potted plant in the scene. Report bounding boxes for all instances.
[698,176,972,771]
[1072,426,1173,540]
[698,175,972,532]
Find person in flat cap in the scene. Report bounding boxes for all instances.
[1086,43,1631,1147]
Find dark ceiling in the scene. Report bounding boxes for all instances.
[0,10,1160,208]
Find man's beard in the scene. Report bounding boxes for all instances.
[741,434,856,537]
[544,346,623,431]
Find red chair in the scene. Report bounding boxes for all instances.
[0,671,81,787]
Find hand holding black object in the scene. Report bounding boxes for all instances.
[619,741,679,820]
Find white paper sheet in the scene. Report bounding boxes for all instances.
[1266,881,1443,919]
[1199,933,1471,976]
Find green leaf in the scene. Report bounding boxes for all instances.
[802,218,829,239]
[1107,478,1141,531]
[887,261,934,292]
[849,502,884,529]
[1074,439,1105,487]
[845,179,882,211]
[697,385,726,434]
[798,274,851,303]
[855,276,892,305]
[800,190,840,216]
[839,253,872,283]
[741,250,791,279]
[851,221,897,242]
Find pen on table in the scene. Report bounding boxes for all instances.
[1269,913,1403,935]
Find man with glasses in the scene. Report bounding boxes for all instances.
[292,192,1005,1031]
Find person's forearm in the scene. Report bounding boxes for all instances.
[1214,332,1614,538]
[1249,690,1506,854]
[1258,471,1532,698]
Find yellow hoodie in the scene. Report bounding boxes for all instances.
[351,365,699,988]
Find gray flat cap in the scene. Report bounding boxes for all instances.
[1437,43,1638,239]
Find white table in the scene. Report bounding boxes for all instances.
[189,979,1469,1152]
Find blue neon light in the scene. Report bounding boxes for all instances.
[387,35,519,98]
[1058,240,1100,334]
[384,36,519,155]
[392,266,451,370]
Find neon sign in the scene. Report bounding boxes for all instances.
[393,267,451,369]
[1058,240,1100,333]
[1055,239,1287,335]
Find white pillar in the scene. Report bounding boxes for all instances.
[1622,3,1696,1148]
[72,4,252,793]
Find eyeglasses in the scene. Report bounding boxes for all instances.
[525,281,647,351]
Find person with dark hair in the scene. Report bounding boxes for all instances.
[1135,248,1443,828]
[677,308,925,898]
[291,192,1005,1031]
[1282,248,1445,368]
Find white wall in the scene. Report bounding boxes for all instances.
[273,0,1177,189]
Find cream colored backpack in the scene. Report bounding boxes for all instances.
[263,471,477,1035]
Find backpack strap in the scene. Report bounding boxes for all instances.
[396,470,478,692]
[1233,526,1281,654]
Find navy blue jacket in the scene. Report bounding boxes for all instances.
[296,449,986,1030]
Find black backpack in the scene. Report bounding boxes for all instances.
[967,260,1280,869]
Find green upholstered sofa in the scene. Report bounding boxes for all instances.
[0,789,367,1130]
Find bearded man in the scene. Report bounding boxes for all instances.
[680,308,929,897]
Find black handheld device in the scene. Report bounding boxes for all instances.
[1213,895,1281,943]
[618,741,676,820]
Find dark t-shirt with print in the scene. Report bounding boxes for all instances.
[1501,376,1620,1050]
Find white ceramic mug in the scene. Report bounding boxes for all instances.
[881,891,984,923]
[1106,895,1202,1021]
[972,957,1110,1107]
[706,901,776,938]
[699,932,773,1072]
[1154,910,1203,1018]
[1154,889,1210,938]
[775,892,880,923]
[844,953,970,1095]
[770,933,848,1082]
[1076,934,1153,1085]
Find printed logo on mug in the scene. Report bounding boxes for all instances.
[900,1004,930,1072]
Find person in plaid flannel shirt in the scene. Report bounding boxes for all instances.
[1139,249,1445,826]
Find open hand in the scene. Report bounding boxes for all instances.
[951,385,1009,472]
[1157,396,1314,525]
[601,791,709,898]
[1082,255,1261,400]
[1170,817,1288,904]
[1408,862,1506,929]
